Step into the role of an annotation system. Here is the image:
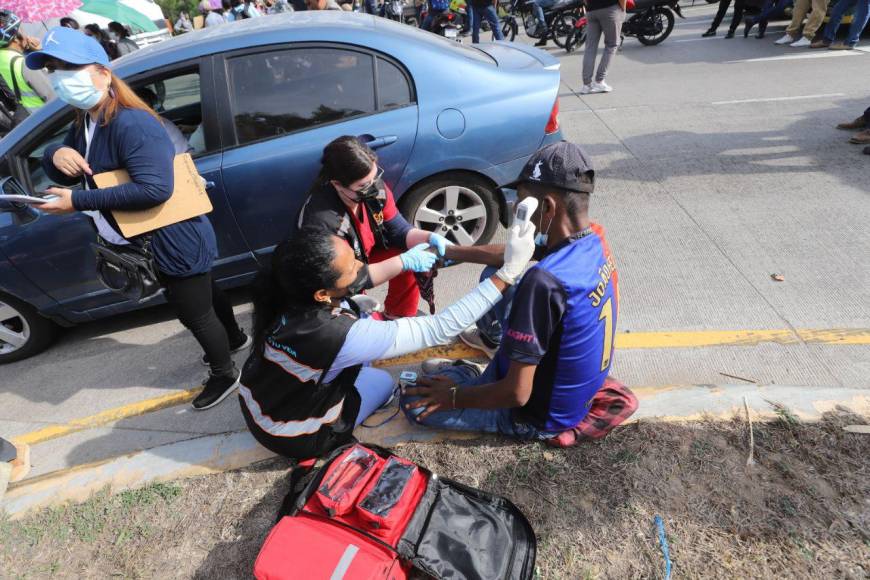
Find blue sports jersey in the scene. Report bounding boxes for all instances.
[494,224,618,432]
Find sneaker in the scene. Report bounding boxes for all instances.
[702,29,716,37]
[201,331,252,366]
[534,37,548,47]
[458,328,498,359]
[724,30,735,38]
[849,129,870,144]
[591,81,613,93]
[421,358,487,376]
[579,84,594,94]
[774,33,796,45]
[836,116,866,130]
[829,42,855,50]
[809,39,830,49]
[863,145,870,155]
[790,36,812,47]
[192,369,241,410]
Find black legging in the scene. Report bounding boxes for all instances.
[708,0,747,32]
[162,271,242,377]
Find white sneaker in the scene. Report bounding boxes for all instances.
[774,33,796,45]
[579,84,594,94]
[591,81,613,93]
[790,36,811,47]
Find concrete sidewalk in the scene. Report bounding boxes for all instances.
[4,380,868,518]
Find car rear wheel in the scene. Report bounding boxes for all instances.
[399,175,500,246]
[0,294,58,364]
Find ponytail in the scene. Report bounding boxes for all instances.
[250,228,343,352]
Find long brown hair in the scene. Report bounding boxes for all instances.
[78,66,161,127]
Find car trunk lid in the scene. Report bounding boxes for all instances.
[472,42,561,71]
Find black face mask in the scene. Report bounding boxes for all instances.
[331,266,369,303]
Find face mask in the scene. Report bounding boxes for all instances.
[534,202,553,247]
[49,69,104,110]
[320,266,368,306]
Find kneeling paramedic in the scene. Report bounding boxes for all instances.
[238,218,536,460]
[401,142,638,446]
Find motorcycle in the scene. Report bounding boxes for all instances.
[565,0,683,51]
[500,0,584,49]
[384,0,405,21]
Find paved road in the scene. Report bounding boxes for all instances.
[3,4,869,478]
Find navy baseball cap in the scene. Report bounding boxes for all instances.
[509,141,595,194]
[25,26,110,70]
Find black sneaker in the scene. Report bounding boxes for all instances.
[534,37,548,47]
[702,29,716,37]
[201,331,252,366]
[192,369,241,411]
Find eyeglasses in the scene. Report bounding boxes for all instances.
[345,167,384,198]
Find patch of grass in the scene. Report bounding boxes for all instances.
[769,401,801,429]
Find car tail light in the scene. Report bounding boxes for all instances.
[545,99,559,134]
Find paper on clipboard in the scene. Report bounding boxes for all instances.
[92,153,213,238]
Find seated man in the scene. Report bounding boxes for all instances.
[401,142,637,446]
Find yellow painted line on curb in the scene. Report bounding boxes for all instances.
[12,328,869,448]
[13,388,202,447]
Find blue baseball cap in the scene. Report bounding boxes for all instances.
[25,26,109,70]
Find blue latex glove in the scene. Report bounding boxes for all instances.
[428,233,452,257]
[400,244,438,272]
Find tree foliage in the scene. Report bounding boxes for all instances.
[155,0,201,22]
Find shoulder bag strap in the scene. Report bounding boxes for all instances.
[9,56,21,101]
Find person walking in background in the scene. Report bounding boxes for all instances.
[60,17,80,30]
[811,0,869,49]
[581,0,626,94]
[28,27,249,411]
[0,11,53,115]
[107,22,139,57]
[201,1,228,26]
[837,106,870,145]
[770,0,832,45]
[470,0,504,43]
[747,0,798,39]
[174,11,194,33]
[703,0,746,36]
[83,24,120,60]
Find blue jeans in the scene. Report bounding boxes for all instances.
[400,361,556,439]
[531,0,556,31]
[364,0,379,14]
[471,4,505,42]
[823,0,870,45]
[475,265,515,347]
[753,0,791,24]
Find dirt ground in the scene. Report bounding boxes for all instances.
[1,407,868,579]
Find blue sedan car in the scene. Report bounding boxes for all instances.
[0,12,562,363]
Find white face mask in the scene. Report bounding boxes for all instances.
[48,69,104,110]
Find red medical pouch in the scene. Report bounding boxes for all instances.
[254,444,536,580]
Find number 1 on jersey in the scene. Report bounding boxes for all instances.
[599,297,614,372]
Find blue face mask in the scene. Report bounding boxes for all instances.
[48,69,104,110]
[534,203,553,247]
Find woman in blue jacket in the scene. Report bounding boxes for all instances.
[29,27,246,410]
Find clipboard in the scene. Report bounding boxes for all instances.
[92,153,213,238]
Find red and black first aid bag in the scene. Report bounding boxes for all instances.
[254,444,536,580]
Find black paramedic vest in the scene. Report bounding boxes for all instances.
[239,305,363,460]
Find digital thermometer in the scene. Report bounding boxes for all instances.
[514,197,538,226]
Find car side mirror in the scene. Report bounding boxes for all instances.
[0,176,39,223]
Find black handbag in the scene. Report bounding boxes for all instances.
[91,235,162,303]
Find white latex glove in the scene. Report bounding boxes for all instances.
[349,294,383,315]
[495,221,537,285]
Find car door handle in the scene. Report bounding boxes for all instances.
[204,180,216,190]
[359,135,398,150]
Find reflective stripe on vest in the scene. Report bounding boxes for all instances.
[0,50,43,110]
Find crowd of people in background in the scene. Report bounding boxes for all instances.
[704,0,868,50]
